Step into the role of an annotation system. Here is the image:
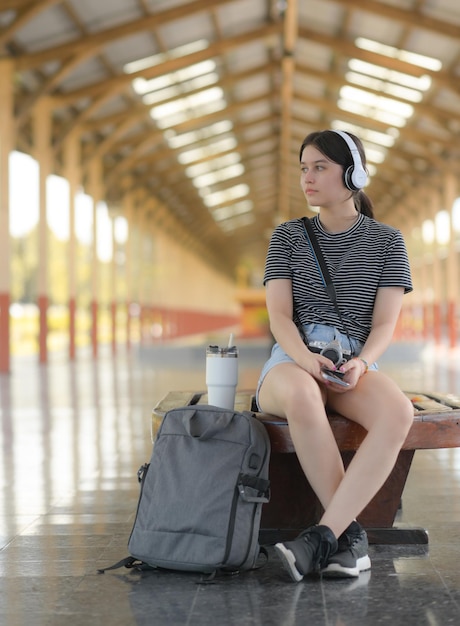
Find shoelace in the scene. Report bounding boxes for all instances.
[299,528,336,567]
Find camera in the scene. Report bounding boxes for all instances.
[320,339,346,366]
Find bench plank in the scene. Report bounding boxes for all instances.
[153,389,460,452]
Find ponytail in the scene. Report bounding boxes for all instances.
[355,190,374,218]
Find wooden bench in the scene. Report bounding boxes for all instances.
[152,389,460,545]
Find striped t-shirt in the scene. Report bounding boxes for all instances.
[263,214,413,344]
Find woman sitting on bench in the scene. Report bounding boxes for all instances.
[256,129,414,582]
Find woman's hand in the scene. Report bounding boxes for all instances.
[299,351,337,382]
[325,357,367,392]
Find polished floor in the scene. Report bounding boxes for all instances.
[1,337,460,625]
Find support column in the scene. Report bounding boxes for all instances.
[88,159,103,358]
[430,191,443,344]
[278,0,297,222]
[33,97,52,364]
[63,132,80,360]
[418,196,435,342]
[0,60,14,373]
[123,185,134,349]
[110,213,117,353]
[445,170,458,349]
[419,248,430,342]
[400,214,419,341]
[411,207,426,342]
[137,196,150,344]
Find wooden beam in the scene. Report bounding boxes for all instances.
[332,0,460,41]
[0,0,62,50]
[277,0,297,223]
[298,25,460,96]
[13,0,242,71]
[49,23,280,105]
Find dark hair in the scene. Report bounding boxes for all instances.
[299,130,374,218]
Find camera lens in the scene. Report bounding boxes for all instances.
[321,348,340,364]
[320,339,344,365]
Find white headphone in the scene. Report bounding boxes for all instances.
[332,130,368,191]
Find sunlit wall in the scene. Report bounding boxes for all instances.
[8,151,240,354]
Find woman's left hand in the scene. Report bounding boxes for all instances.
[332,358,367,392]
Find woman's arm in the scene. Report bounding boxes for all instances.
[333,287,404,393]
[266,278,334,375]
[359,286,405,365]
[339,286,405,384]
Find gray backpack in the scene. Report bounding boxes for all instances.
[99,404,270,576]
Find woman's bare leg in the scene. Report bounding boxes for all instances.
[258,364,414,540]
[258,362,346,510]
[319,371,414,537]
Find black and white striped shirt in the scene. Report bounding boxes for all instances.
[263,214,413,343]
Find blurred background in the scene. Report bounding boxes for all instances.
[0,0,459,372]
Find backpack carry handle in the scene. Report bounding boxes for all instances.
[182,407,235,440]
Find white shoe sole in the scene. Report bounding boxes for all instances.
[322,554,371,578]
[274,543,304,582]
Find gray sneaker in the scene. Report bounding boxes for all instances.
[275,525,338,582]
[321,521,371,578]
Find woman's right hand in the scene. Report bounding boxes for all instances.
[300,350,336,381]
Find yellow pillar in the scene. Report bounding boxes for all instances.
[137,199,151,344]
[419,241,430,341]
[123,186,134,348]
[63,131,80,360]
[88,159,103,357]
[33,97,52,364]
[400,213,419,340]
[416,195,434,342]
[430,190,443,344]
[445,170,458,348]
[110,211,117,353]
[0,59,14,372]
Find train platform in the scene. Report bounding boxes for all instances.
[1,338,460,625]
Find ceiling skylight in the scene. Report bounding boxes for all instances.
[132,60,216,96]
[177,137,238,165]
[338,84,414,128]
[201,184,249,208]
[185,153,241,178]
[191,163,245,189]
[219,213,255,232]
[355,38,442,71]
[348,60,432,92]
[124,40,209,74]
[150,87,226,129]
[364,147,386,164]
[141,73,219,105]
[345,71,424,103]
[212,200,253,222]
[164,121,233,150]
[341,86,414,117]
[343,42,436,130]
[126,40,252,232]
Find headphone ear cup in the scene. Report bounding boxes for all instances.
[344,165,367,191]
[344,165,355,191]
[333,129,368,190]
[351,165,367,190]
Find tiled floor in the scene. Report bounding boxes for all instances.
[1,338,460,625]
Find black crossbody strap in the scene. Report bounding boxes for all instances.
[301,217,354,355]
[302,217,339,311]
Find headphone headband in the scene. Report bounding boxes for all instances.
[331,130,368,191]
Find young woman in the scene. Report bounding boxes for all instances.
[256,129,414,582]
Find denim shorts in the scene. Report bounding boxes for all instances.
[255,323,378,411]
